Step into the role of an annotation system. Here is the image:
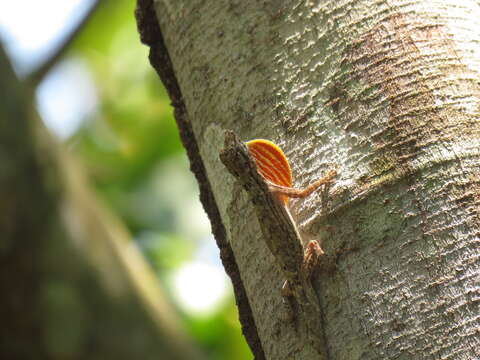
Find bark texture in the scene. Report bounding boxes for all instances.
[138,0,480,359]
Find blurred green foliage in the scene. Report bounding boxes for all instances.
[57,1,251,359]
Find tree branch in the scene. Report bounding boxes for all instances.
[27,0,101,87]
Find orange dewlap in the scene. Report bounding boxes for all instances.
[245,139,293,204]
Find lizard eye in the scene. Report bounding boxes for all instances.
[245,139,292,204]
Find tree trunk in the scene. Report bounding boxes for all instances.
[0,45,202,360]
[137,0,480,359]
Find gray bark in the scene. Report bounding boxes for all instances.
[139,0,480,359]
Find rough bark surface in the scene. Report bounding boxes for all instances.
[139,0,480,359]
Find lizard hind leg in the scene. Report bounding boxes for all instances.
[301,240,324,280]
[303,240,337,278]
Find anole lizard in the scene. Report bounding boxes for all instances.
[220,130,337,358]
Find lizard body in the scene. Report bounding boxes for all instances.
[220,130,336,358]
